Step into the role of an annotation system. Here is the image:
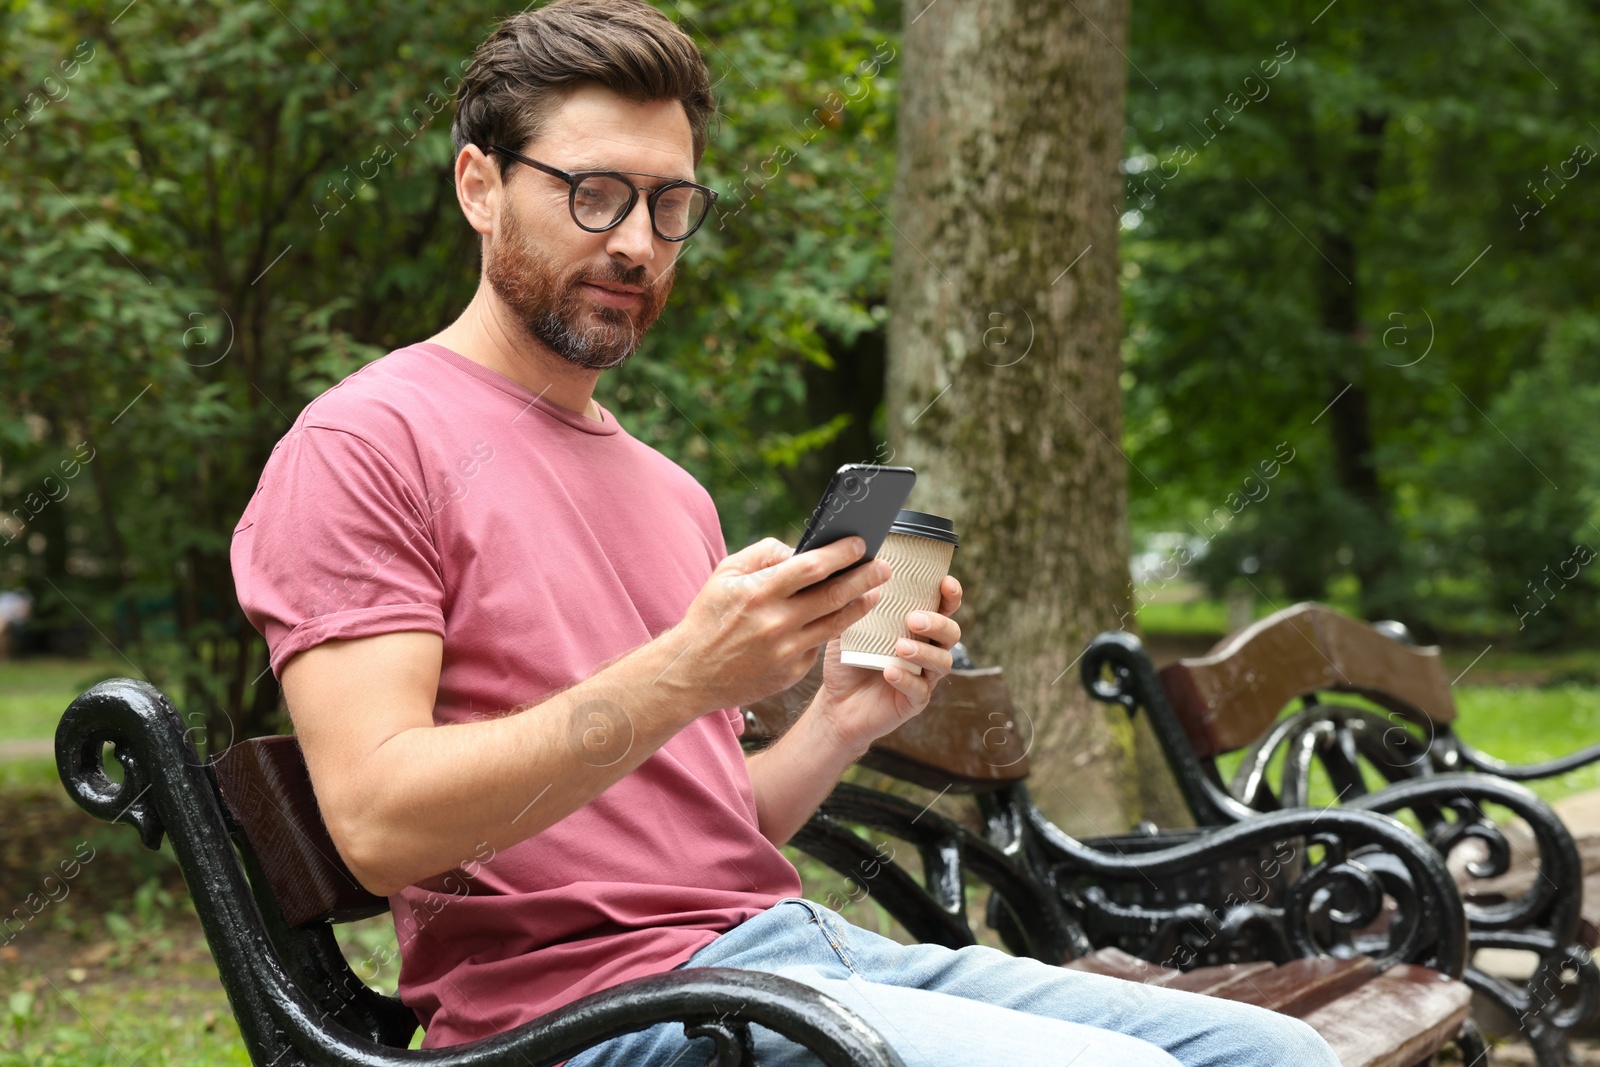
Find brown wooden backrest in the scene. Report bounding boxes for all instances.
[1158,602,1457,759]
[212,735,388,927]
[743,647,1031,791]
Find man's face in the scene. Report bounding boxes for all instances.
[484,84,693,371]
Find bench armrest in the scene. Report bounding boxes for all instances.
[1016,791,1471,978]
[419,967,902,1067]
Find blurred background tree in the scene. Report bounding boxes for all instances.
[1121,0,1600,644]
[5,0,1600,772]
[0,0,902,745]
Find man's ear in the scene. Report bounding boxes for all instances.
[455,145,500,239]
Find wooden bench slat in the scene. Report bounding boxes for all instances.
[1061,945,1177,983]
[1066,951,1280,995]
[1156,961,1277,995]
[1064,949,1469,1067]
[1298,964,1473,1067]
[212,734,387,927]
[1203,956,1376,1017]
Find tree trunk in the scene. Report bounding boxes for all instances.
[887,0,1146,834]
[1313,109,1402,621]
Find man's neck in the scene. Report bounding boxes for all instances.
[426,287,603,422]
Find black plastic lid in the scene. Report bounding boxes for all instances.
[889,509,958,546]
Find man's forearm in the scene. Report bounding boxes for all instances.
[339,627,711,896]
[745,696,866,847]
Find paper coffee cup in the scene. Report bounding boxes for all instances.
[840,510,958,675]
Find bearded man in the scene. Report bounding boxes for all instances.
[230,3,1338,1064]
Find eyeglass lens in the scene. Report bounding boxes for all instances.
[574,175,706,238]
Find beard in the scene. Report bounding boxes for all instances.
[485,193,674,371]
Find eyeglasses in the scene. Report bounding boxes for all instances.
[489,144,717,242]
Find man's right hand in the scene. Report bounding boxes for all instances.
[666,536,892,712]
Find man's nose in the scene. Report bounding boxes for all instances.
[605,195,658,265]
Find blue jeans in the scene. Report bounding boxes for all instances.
[565,898,1340,1067]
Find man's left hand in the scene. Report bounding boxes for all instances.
[809,574,963,758]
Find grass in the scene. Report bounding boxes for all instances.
[2,943,250,1066]
[1135,596,1234,636]
[1456,683,1600,805]
[0,657,131,793]
[0,759,58,790]
[0,895,426,1065]
[0,868,250,1066]
[1137,588,1600,682]
[0,658,127,741]
[1133,583,1365,637]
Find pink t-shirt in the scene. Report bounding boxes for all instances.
[229,341,802,1046]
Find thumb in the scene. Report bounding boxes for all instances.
[719,536,795,576]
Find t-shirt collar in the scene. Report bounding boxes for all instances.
[412,342,620,436]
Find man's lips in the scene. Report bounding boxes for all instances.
[582,281,643,308]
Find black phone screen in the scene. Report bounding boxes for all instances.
[793,464,916,587]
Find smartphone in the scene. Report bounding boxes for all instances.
[793,464,916,590]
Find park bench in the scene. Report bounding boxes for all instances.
[1078,602,1600,1066]
[743,647,1482,1066]
[55,653,1479,1067]
[56,679,902,1067]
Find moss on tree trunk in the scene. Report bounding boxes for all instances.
[886,0,1177,833]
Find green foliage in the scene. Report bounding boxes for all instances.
[598,0,900,541]
[333,913,403,997]
[1123,0,1600,639]
[5,992,31,1040]
[0,1,901,736]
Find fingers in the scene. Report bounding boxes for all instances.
[795,582,884,649]
[904,608,959,651]
[938,575,962,617]
[720,537,795,576]
[882,661,935,703]
[891,634,953,677]
[892,587,959,687]
[769,536,875,598]
[794,555,889,616]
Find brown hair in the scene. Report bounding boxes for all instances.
[450,0,717,173]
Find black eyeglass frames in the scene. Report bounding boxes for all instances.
[488,144,717,242]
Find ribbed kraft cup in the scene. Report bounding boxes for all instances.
[840,518,957,675]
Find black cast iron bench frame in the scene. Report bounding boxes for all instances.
[742,648,1483,1067]
[1079,606,1600,1066]
[58,649,1483,1067]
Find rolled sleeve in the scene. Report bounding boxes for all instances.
[231,426,447,680]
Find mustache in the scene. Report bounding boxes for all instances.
[574,264,670,294]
